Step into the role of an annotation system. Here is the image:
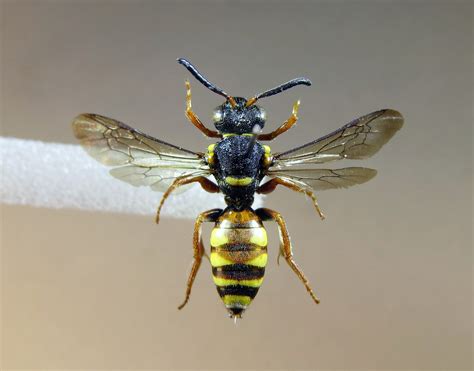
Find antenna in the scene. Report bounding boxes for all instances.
[246,78,311,107]
[177,58,236,107]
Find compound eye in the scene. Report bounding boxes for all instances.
[212,109,223,123]
[258,108,267,121]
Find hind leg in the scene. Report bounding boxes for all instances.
[178,208,222,310]
[256,208,320,304]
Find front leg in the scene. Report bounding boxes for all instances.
[185,80,221,138]
[155,175,219,224]
[256,208,320,304]
[257,176,325,220]
[257,100,300,141]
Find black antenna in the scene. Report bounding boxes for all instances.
[246,78,311,106]
[177,58,236,107]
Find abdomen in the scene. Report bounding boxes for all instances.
[210,208,268,318]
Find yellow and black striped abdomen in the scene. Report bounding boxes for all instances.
[210,209,268,317]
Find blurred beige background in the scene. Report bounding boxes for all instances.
[1,1,472,370]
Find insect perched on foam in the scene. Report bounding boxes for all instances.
[72,58,404,319]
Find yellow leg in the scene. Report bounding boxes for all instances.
[178,208,222,310]
[257,208,320,304]
[185,80,221,138]
[257,100,300,141]
[155,176,219,224]
[257,177,325,220]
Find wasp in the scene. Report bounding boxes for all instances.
[72,58,403,319]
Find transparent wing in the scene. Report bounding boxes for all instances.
[266,167,377,191]
[272,109,403,167]
[72,113,210,192]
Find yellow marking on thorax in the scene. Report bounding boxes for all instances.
[213,276,264,287]
[224,176,253,186]
[206,143,216,166]
[208,143,216,151]
[222,295,252,306]
[223,133,253,138]
[262,144,273,167]
[249,228,268,247]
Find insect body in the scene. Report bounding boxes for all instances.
[209,208,268,317]
[72,58,404,318]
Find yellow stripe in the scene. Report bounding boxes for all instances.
[213,276,264,287]
[223,133,253,138]
[210,252,233,267]
[250,228,267,246]
[206,144,216,165]
[210,228,228,247]
[225,176,253,186]
[263,154,272,167]
[263,145,272,167]
[207,143,216,152]
[222,295,252,306]
[207,153,215,165]
[246,253,267,267]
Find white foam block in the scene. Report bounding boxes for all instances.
[0,137,263,219]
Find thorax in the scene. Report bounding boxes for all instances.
[207,135,265,209]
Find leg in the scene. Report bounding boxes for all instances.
[155,175,219,224]
[257,177,326,220]
[256,208,320,304]
[257,100,300,141]
[178,208,222,309]
[185,80,221,138]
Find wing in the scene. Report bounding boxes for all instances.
[72,113,210,192]
[266,167,377,191]
[272,109,404,167]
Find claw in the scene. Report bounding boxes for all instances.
[311,195,326,220]
[177,298,188,310]
[316,207,326,220]
[185,80,193,110]
[292,100,301,117]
